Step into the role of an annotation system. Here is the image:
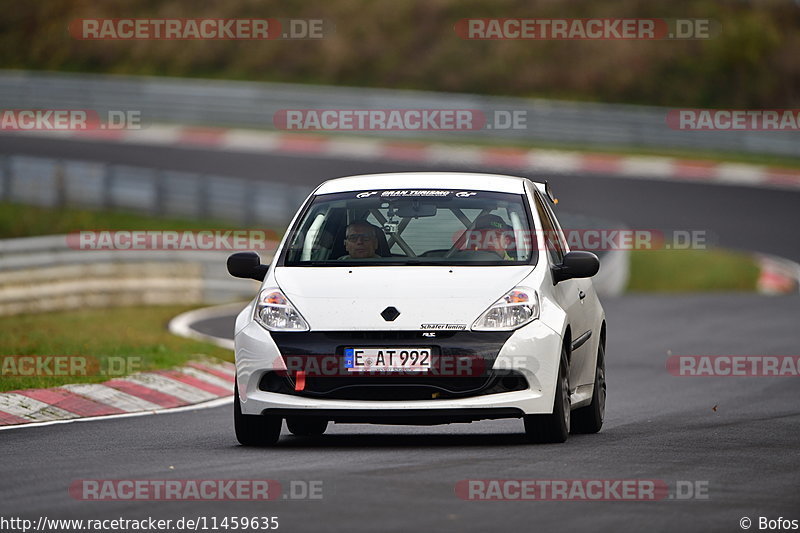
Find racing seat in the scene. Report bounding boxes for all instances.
[374,227,391,256]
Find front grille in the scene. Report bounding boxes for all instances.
[270,330,512,359]
[258,370,528,400]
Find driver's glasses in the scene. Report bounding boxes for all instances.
[346,233,373,242]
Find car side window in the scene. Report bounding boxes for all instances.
[533,192,564,265]
[540,194,570,254]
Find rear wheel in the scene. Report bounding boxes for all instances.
[524,347,570,443]
[234,384,282,446]
[286,417,328,436]
[571,343,606,434]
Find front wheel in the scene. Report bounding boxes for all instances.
[234,384,282,446]
[571,342,605,434]
[523,347,570,443]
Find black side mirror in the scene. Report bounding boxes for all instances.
[552,251,600,283]
[227,252,268,281]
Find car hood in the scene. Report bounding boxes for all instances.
[273,266,535,331]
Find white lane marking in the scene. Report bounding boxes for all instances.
[168,303,241,351]
[62,384,162,412]
[222,130,281,152]
[620,156,675,179]
[325,138,384,159]
[715,163,768,186]
[179,366,234,390]
[121,126,182,145]
[527,150,582,173]
[426,144,484,166]
[0,397,232,432]
[0,393,79,422]
[124,373,216,403]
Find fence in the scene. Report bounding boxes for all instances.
[0,70,796,157]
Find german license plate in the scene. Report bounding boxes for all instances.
[344,347,432,372]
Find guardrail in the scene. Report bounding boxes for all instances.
[0,70,796,157]
[0,234,262,316]
[0,154,312,227]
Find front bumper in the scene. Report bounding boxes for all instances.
[235,319,563,418]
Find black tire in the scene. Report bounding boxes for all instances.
[523,347,570,443]
[286,417,328,436]
[571,342,606,434]
[234,384,282,447]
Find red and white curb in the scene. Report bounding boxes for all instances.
[6,126,800,191]
[0,360,235,429]
[756,254,800,295]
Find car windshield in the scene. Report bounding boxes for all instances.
[281,189,538,266]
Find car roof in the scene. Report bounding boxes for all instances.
[314,172,543,195]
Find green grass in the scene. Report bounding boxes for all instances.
[627,248,760,292]
[0,202,243,239]
[0,305,234,393]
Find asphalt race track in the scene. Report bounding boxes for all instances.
[1,135,799,532]
[2,294,799,532]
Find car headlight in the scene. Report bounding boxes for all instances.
[254,288,309,332]
[472,287,540,331]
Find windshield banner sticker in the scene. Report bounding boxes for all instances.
[355,190,479,198]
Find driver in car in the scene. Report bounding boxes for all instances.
[339,221,380,259]
[470,214,516,260]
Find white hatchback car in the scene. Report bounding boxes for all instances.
[228,172,606,445]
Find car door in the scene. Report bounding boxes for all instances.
[532,191,592,385]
